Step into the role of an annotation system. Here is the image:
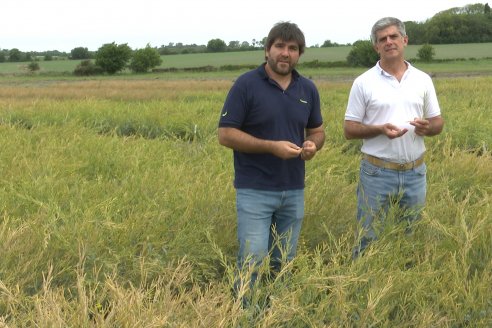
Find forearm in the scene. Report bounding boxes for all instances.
[301,126,325,161]
[426,116,444,136]
[218,127,274,153]
[218,127,303,159]
[344,120,383,139]
[411,115,444,137]
[305,128,325,150]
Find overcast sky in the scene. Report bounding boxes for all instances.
[2,0,477,52]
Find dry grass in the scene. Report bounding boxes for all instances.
[0,74,490,327]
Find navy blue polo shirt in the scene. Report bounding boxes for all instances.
[219,64,323,191]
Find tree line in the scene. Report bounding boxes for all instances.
[405,3,491,44]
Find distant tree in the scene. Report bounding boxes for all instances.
[71,47,91,60]
[417,44,435,62]
[346,40,379,67]
[27,61,40,72]
[73,60,103,76]
[44,54,53,61]
[158,43,206,55]
[228,41,240,50]
[24,53,33,62]
[95,42,132,74]
[207,38,227,52]
[321,40,340,47]
[421,3,492,44]
[259,37,267,48]
[401,3,492,44]
[321,40,333,47]
[129,44,162,73]
[405,21,427,45]
[240,41,250,50]
[0,52,5,63]
[462,3,488,15]
[8,48,22,62]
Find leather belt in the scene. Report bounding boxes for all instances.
[363,154,424,171]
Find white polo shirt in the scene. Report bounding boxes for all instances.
[345,61,441,163]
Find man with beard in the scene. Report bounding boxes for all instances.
[218,21,325,296]
[344,17,444,258]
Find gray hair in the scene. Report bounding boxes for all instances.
[370,17,406,45]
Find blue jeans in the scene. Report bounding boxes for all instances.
[354,159,427,257]
[235,188,304,288]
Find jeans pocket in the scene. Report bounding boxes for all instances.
[361,160,381,176]
[414,163,427,176]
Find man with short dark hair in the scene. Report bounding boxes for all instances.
[218,21,325,291]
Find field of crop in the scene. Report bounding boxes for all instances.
[0,64,491,326]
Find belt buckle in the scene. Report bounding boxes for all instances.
[399,163,405,170]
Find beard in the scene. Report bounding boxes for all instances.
[266,56,296,76]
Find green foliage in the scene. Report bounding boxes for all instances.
[407,3,492,44]
[404,21,427,44]
[207,38,227,52]
[27,61,40,72]
[321,39,343,47]
[228,40,240,50]
[73,59,103,76]
[417,43,436,62]
[158,43,207,55]
[95,42,132,74]
[70,47,91,60]
[346,40,379,67]
[8,48,22,62]
[129,44,162,73]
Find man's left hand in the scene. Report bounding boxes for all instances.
[300,140,317,161]
[410,118,431,136]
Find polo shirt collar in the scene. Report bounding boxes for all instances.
[375,60,413,77]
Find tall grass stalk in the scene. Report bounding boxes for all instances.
[0,75,490,326]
